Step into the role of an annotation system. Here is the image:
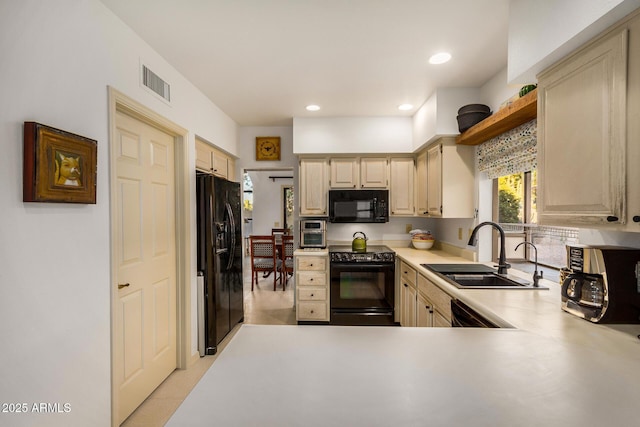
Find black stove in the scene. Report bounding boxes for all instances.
[328,245,397,326]
[329,245,395,263]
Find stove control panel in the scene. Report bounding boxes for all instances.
[330,252,395,263]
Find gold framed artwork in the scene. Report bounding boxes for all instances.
[23,122,97,204]
[255,136,281,161]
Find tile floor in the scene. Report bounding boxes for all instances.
[121,258,296,426]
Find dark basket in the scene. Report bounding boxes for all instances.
[457,111,492,133]
[458,104,491,115]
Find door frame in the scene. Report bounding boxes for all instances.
[108,87,192,425]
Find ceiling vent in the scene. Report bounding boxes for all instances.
[142,64,170,102]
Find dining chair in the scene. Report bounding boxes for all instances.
[271,228,288,246]
[249,235,281,291]
[279,235,294,290]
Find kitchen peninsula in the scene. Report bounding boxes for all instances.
[167,246,640,427]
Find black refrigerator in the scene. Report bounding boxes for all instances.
[196,173,244,355]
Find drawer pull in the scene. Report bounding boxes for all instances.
[310,278,314,282]
[310,293,314,297]
[310,310,314,314]
[404,283,408,287]
[309,264,313,267]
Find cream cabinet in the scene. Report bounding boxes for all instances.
[425,137,474,218]
[360,157,389,188]
[415,150,428,216]
[399,261,417,327]
[299,158,329,217]
[417,273,451,327]
[538,17,640,231]
[195,139,236,181]
[330,158,359,188]
[416,292,434,327]
[295,252,329,322]
[537,28,627,227]
[389,157,415,216]
[398,259,452,328]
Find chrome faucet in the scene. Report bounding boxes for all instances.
[515,241,543,287]
[468,221,510,275]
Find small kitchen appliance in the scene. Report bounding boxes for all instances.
[328,189,389,223]
[300,219,326,248]
[561,244,640,323]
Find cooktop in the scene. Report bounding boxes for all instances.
[329,245,395,262]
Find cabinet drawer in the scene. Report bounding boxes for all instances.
[418,274,451,321]
[297,271,327,286]
[400,261,417,286]
[297,256,327,271]
[297,302,327,321]
[298,288,327,301]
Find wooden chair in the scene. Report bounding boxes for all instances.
[249,235,281,291]
[279,235,294,290]
[271,228,289,246]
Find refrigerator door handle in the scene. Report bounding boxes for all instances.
[225,202,236,270]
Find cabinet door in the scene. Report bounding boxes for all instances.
[299,159,329,216]
[330,158,359,188]
[416,292,433,327]
[537,28,627,226]
[390,158,415,216]
[433,310,451,327]
[426,144,442,216]
[211,151,229,179]
[195,139,214,172]
[415,150,428,216]
[360,157,388,188]
[400,282,417,327]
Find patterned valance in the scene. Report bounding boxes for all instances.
[476,119,537,179]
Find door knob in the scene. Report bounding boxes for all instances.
[118,283,130,289]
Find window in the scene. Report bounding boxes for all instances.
[495,170,577,269]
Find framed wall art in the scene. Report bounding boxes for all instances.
[23,122,97,204]
[255,136,281,161]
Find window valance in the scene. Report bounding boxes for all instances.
[476,119,537,179]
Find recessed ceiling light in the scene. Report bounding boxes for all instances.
[429,52,451,65]
[306,104,320,111]
[398,104,413,111]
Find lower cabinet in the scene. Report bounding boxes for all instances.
[416,292,433,327]
[295,253,329,322]
[417,273,452,327]
[398,259,452,327]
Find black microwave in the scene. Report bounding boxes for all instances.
[328,190,389,223]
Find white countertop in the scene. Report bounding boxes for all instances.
[167,244,640,426]
[168,324,640,427]
[391,246,640,361]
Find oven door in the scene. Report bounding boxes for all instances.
[330,262,395,325]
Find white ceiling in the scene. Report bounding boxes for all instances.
[100,0,510,126]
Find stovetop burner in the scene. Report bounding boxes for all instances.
[329,245,395,263]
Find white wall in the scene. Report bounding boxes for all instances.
[237,126,296,238]
[508,0,640,83]
[0,1,238,426]
[412,88,482,150]
[293,117,413,154]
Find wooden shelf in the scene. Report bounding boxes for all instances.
[456,88,537,146]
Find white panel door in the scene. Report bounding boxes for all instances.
[114,111,177,424]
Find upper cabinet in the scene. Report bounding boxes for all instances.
[537,26,633,228]
[299,158,329,217]
[330,158,359,188]
[389,157,415,216]
[360,157,389,188]
[423,137,475,218]
[415,150,428,216]
[196,139,236,181]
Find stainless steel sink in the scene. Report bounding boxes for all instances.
[421,264,548,290]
